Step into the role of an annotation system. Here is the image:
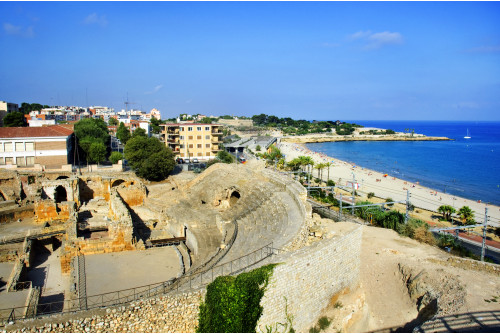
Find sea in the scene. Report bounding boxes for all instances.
[305,121,500,206]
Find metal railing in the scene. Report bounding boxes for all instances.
[0,242,276,323]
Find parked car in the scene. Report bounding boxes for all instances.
[184,158,190,164]
[238,156,246,164]
[192,158,199,163]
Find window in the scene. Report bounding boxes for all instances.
[205,126,210,131]
[0,158,4,165]
[180,136,184,140]
[188,136,193,140]
[205,135,210,139]
[0,144,3,152]
[180,127,184,131]
[188,127,193,131]
[5,143,13,152]
[197,135,202,140]
[17,157,26,166]
[189,144,193,148]
[206,144,210,148]
[26,157,35,166]
[5,157,13,165]
[15,142,24,152]
[197,144,202,148]
[197,152,202,156]
[180,144,185,148]
[206,152,211,156]
[26,142,34,151]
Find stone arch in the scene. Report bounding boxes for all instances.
[56,176,69,180]
[229,190,241,207]
[54,185,67,203]
[112,179,126,187]
[0,190,6,201]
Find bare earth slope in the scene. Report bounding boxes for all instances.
[318,224,500,333]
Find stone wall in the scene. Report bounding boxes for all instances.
[256,224,363,333]
[6,290,205,333]
[34,201,75,224]
[0,205,34,224]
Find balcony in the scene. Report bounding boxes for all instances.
[211,130,223,135]
[211,145,221,151]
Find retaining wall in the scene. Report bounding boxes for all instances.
[257,223,363,333]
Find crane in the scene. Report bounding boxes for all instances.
[124,93,136,113]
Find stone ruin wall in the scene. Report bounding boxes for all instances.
[7,224,363,333]
[34,201,75,224]
[256,224,363,333]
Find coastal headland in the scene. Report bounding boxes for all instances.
[281,134,452,144]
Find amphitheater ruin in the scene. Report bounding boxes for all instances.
[0,162,498,333]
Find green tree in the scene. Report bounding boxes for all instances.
[124,136,175,181]
[89,142,107,164]
[438,205,456,221]
[458,206,474,225]
[132,127,147,138]
[217,150,234,163]
[200,117,212,124]
[74,118,110,165]
[109,151,123,164]
[108,117,119,126]
[3,112,25,127]
[116,122,131,144]
[255,145,261,151]
[150,116,161,134]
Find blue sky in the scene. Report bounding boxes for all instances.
[1,1,499,121]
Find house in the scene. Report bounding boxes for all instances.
[159,123,223,160]
[0,125,75,168]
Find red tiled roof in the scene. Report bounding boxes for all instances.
[0,125,74,139]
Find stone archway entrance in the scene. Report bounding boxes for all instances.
[229,190,241,206]
[54,185,67,203]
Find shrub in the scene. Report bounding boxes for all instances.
[197,264,277,333]
[326,180,335,187]
[413,226,436,245]
[385,197,394,206]
[367,192,375,199]
[318,316,331,330]
[109,151,123,164]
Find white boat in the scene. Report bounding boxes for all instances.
[464,129,471,139]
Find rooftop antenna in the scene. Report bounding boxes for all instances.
[124,92,136,113]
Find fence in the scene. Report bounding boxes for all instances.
[0,243,276,324]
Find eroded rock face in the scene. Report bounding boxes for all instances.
[399,263,466,319]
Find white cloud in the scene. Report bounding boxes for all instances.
[3,23,34,38]
[83,13,108,27]
[464,45,500,53]
[348,30,403,49]
[349,30,372,40]
[145,85,163,95]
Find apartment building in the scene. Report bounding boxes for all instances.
[0,101,19,127]
[0,125,75,168]
[160,123,223,160]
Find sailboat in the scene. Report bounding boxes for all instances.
[464,128,471,139]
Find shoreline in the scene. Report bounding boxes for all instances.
[277,141,500,226]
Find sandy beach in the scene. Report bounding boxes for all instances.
[277,141,500,227]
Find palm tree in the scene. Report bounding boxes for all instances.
[438,205,456,221]
[324,162,332,183]
[458,206,474,225]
